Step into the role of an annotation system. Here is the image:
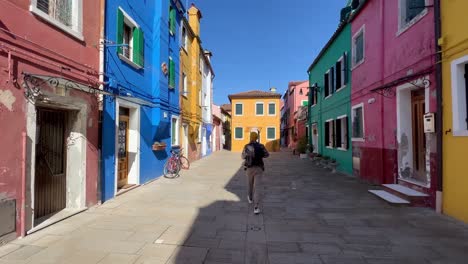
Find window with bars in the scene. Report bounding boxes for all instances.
[268,103,276,115]
[352,104,364,140]
[37,0,73,27]
[267,127,276,140]
[235,127,243,139]
[335,116,349,149]
[117,8,144,67]
[256,103,264,116]
[353,27,365,67]
[400,0,426,29]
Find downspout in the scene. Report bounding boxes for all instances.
[98,0,106,203]
[434,0,443,213]
[380,0,386,184]
[20,132,27,237]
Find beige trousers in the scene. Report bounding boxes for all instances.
[246,166,264,207]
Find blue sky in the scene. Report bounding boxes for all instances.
[191,0,349,105]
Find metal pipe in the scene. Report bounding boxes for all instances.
[20,132,27,237]
[434,0,443,194]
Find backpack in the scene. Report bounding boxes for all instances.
[243,144,256,168]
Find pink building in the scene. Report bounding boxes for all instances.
[0,0,101,240]
[281,81,309,150]
[350,0,438,207]
[212,104,223,151]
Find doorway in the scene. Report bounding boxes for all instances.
[312,123,318,153]
[183,124,189,158]
[411,90,426,182]
[117,107,130,189]
[34,108,67,220]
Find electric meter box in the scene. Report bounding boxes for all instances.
[424,113,435,133]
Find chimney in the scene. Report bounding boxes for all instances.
[188,3,202,37]
[204,50,212,62]
[270,87,277,93]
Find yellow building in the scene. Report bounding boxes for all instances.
[440,0,468,222]
[229,90,281,152]
[179,5,203,161]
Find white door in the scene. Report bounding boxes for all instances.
[312,123,318,153]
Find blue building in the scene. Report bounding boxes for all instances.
[102,0,185,201]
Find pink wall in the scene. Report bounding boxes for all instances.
[351,0,437,205]
[212,104,222,151]
[0,0,100,236]
[284,81,308,149]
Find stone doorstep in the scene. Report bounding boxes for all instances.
[382,184,430,206]
[368,190,410,205]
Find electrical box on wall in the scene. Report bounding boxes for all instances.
[424,113,435,133]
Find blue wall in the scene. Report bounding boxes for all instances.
[102,0,184,202]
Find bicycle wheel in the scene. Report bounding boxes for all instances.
[179,156,190,170]
[163,159,180,178]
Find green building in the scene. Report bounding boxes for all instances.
[307,18,352,175]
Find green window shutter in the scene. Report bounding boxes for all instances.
[169,7,176,35]
[256,104,264,115]
[269,103,275,115]
[169,58,175,88]
[117,9,124,54]
[302,101,308,106]
[235,128,243,139]
[267,128,275,139]
[133,28,144,67]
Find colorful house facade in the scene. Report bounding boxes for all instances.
[101,0,185,201]
[201,50,214,157]
[0,0,102,240]
[281,81,309,151]
[221,104,232,150]
[440,0,468,221]
[229,90,281,152]
[350,0,438,206]
[307,18,353,175]
[212,104,223,152]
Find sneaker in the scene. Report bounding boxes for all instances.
[247,195,253,204]
[254,207,260,214]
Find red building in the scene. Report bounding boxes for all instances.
[281,81,309,151]
[0,0,102,241]
[350,0,438,207]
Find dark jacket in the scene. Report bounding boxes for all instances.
[241,142,270,169]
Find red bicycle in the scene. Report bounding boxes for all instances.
[163,148,190,178]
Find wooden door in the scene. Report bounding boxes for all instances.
[35,108,67,219]
[117,109,130,188]
[411,90,426,182]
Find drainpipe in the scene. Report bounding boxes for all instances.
[434,0,443,213]
[380,0,386,184]
[20,132,27,237]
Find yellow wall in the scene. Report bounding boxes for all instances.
[231,97,281,152]
[441,0,468,222]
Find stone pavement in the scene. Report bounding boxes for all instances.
[1,151,468,264]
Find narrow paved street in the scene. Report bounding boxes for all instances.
[1,151,468,264]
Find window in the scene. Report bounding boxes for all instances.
[311,85,318,106]
[181,73,187,96]
[169,6,176,35]
[235,127,243,140]
[324,71,330,97]
[325,120,335,148]
[117,8,144,67]
[399,0,426,31]
[235,103,243,116]
[336,116,349,150]
[181,26,188,50]
[451,56,468,136]
[352,104,365,140]
[267,127,276,140]
[171,116,180,146]
[31,0,83,39]
[336,53,348,90]
[329,66,335,94]
[268,103,276,115]
[169,57,175,88]
[352,26,365,67]
[256,103,264,116]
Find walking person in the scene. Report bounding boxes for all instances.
[242,132,269,214]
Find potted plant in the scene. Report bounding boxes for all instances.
[296,137,308,159]
[152,141,167,151]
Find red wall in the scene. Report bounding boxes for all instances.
[0,0,101,236]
